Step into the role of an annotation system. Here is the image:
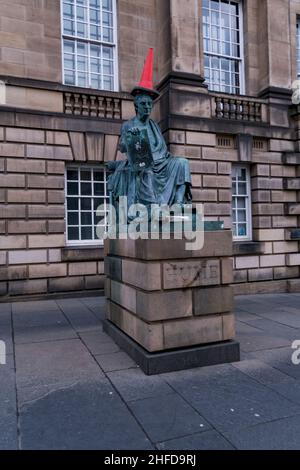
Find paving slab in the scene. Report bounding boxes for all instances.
[107,368,173,402]
[79,330,119,355]
[95,351,138,372]
[0,355,18,449]
[20,381,153,450]
[157,430,235,450]
[15,338,105,405]
[128,393,211,443]
[224,415,300,450]
[248,347,300,380]
[57,303,103,332]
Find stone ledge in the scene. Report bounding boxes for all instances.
[233,241,265,256]
[103,320,240,375]
[62,247,104,262]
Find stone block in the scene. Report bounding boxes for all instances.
[6,158,45,174]
[285,203,300,215]
[6,128,44,143]
[136,289,193,322]
[47,220,65,233]
[28,205,65,219]
[273,241,299,253]
[0,205,26,219]
[8,220,46,234]
[193,189,217,202]
[86,133,104,161]
[0,174,25,188]
[283,178,300,190]
[122,259,161,291]
[272,191,297,203]
[0,221,5,233]
[69,133,86,161]
[0,235,26,250]
[287,279,300,293]
[48,249,62,263]
[274,266,299,279]
[193,286,233,315]
[286,253,300,266]
[253,229,285,241]
[28,175,64,189]
[0,252,6,265]
[47,190,64,204]
[49,276,85,293]
[110,280,137,313]
[186,132,216,146]
[7,189,46,203]
[47,161,65,174]
[218,162,231,174]
[85,275,105,290]
[192,230,233,258]
[104,135,119,162]
[29,263,67,279]
[235,256,259,269]
[248,268,273,282]
[221,258,234,284]
[8,250,47,265]
[109,301,164,352]
[260,254,285,267]
[46,131,69,146]
[104,256,122,282]
[0,265,27,281]
[252,190,271,203]
[0,143,25,157]
[203,175,231,188]
[222,314,235,340]
[233,269,248,283]
[8,279,47,296]
[163,259,220,290]
[28,234,65,248]
[27,145,73,161]
[68,262,97,276]
[163,315,223,350]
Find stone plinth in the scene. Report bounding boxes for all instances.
[104,231,240,374]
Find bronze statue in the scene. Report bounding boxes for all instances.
[106,49,192,221]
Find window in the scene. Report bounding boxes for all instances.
[203,0,244,94]
[297,20,300,77]
[61,0,118,90]
[232,165,252,240]
[65,166,109,245]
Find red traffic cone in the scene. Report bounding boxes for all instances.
[131,48,160,100]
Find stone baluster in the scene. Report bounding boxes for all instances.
[90,96,97,116]
[82,94,89,116]
[64,93,73,114]
[255,103,261,122]
[98,97,105,118]
[236,100,242,120]
[73,94,81,115]
[249,101,255,121]
[229,99,236,119]
[215,97,223,118]
[242,101,249,120]
[223,98,229,119]
[106,98,113,118]
[113,99,121,119]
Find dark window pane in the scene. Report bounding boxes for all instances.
[80,170,91,181]
[81,198,92,210]
[81,182,92,195]
[67,182,78,195]
[81,212,92,225]
[67,170,78,180]
[81,227,92,240]
[94,183,105,196]
[94,198,105,211]
[68,212,79,225]
[68,227,79,240]
[95,214,106,225]
[67,198,78,210]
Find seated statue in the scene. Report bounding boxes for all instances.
[106,49,192,221]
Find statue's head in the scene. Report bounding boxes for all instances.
[134,93,154,121]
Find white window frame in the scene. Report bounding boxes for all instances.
[60,0,119,91]
[297,19,300,77]
[203,0,245,95]
[65,164,109,246]
[232,164,252,241]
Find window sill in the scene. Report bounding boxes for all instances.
[62,246,104,262]
[233,241,265,256]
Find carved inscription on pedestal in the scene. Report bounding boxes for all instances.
[163,259,220,290]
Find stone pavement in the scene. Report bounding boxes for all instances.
[1,293,300,450]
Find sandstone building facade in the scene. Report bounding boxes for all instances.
[0,0,300,298]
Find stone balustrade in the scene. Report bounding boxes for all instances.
[212,93,267,122]
[64,91,123,119]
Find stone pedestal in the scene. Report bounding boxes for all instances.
[104,231,240,375]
